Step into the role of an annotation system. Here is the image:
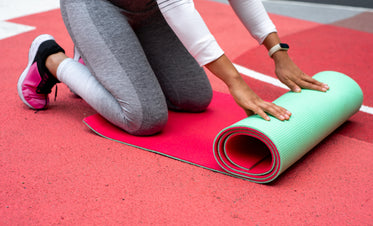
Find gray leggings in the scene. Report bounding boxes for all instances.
[59,0,212,135]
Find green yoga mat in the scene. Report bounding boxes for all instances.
[213,71,363,183]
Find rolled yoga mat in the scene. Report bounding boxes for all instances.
[83,71,363,183]
[213,71,363,183]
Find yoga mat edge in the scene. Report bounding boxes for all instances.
[83,71,363,184]
[82,118,246,180]
[213,71,363,183]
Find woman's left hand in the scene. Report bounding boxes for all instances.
[273,51,329,93]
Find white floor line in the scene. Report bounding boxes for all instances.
[0,0,60,40]
[0,21,35,40]
[360,105,373,115]
[0,0,60,21]
[0,0,371,116]
[233,63,373,115]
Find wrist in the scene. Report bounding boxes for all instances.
[205,54,244,88]
[263,32,281,50]
[272,50,290,63]
[225,73,245,89]
[268,43,289,58]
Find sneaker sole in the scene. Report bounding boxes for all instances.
[17,34,55,110]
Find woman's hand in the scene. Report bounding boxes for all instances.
[273,51,329,92]
[205,54,291,121]
[263,32,329,93]
[228,76,291,121]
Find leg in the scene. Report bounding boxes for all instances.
[59,0,168,135]
[17,34,65,110]
[134,10,213,112]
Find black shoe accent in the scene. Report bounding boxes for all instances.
[34,39,65,94]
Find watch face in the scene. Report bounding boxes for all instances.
[280,43,289,49]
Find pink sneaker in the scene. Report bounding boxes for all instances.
[17,34,64,110]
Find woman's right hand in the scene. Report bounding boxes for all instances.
[228,77,291,121]
[205,54,291,121]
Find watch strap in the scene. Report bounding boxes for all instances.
[268,43,289,57]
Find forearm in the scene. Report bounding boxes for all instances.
[204,54,244,89]
[205,54,291,121]
[263,33,329,92]
[262,32,281,50]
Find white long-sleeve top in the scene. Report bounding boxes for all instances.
[156,0,277,66]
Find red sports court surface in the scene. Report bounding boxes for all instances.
[1,0,372,225]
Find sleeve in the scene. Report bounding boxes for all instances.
[156,0,224,66]
[228,0,277,44]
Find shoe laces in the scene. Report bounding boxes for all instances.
[36,72,59,95]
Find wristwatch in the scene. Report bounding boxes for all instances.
[268,43,289,58]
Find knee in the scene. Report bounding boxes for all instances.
[120,103,169,136]
[168,86,213,113]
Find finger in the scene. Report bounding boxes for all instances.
[253,106,271,121]
[298,77,329,92]
[300,74,329,91]
[262,102,291,121]
[244,109,254,117]
[273,105,292,120]
[282,78,301,93]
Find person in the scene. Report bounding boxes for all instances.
[17,0,329,136]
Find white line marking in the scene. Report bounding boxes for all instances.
[360,105,373,115]
[0,0,60,21]
[233,63,373,115]
[0,0,59,39]
[0,0,371,115]
[0,21,35,40]
[233,63,289,90]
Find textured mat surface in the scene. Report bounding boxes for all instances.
[234,22,373,142]
[84,71,363,183]
[214,71,363,182]
[1,0,373,224]
[83,91,246,177]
